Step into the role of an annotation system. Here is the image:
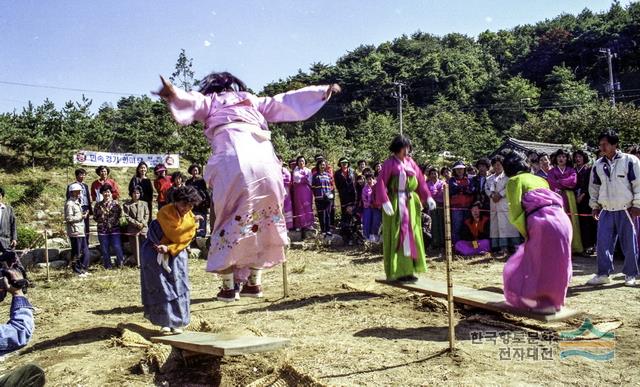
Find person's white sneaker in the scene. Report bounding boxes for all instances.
[624,276,636,286]
[586,274,610,286]
[171,328,183,334]
[160,327,171,334]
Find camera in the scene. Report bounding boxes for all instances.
[0,251,30,302]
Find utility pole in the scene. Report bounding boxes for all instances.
[392,82,405,135]
[599,48,619,106]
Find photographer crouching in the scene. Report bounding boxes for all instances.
[0,251,44,386]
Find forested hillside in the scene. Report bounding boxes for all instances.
[3,2,640,167]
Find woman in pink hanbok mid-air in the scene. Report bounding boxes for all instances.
[155,72,340,301]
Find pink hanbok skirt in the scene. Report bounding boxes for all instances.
[204,123,287,272]
[503,189,572,311]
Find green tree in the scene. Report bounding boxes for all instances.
[492,75,541,132]
[542,65,597,107]
[170,49,195,91]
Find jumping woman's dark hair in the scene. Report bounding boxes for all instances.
[136,161,148,178]
[172,185,202,206]
[389,135,412,154]
[501,149,530,178]
[550,149,573,167]
[199,72,248,94]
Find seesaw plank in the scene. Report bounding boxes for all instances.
[376,278,581,322]
[150,332,290,356]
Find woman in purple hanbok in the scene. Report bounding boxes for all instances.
[547,149,583,253]
[292,156,315,236]
[501,150,572,314]
[279,157,294,230]
[155,73,339,301]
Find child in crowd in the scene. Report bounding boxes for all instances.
[361,172,382,242]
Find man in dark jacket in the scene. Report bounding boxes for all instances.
[333,157,356,221]
[470,158,491,213]
[0,188,17,254]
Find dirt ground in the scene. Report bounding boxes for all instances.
[1,244,639,386]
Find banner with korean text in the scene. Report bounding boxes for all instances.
[73,150,180,168]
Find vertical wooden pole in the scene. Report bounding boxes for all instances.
[443,183,455,352]
[135,233,141,268]
[282,261,289,298]
[44,230,50,282]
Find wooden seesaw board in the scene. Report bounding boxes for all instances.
[376,278,581,322]
[150,332,290,357]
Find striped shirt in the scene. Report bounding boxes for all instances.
[312,172,334,200]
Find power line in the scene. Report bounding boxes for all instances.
[0,80,143,97]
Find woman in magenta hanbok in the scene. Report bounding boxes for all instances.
[547,149,583,253]
[155,73,339,301]
[501,150,572,314]
[374,135,435,282]
[292,156,315,236]
[279,156,294,230]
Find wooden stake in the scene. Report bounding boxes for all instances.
[443,183,455,351]
[44,230,50,282]
[135,233,141,268]
[282,260,289,298]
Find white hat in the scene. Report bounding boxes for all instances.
[69,183,83,192]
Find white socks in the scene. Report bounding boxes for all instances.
[249,268,262,286]
[221,273,234,290]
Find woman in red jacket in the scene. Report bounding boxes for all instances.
[90,165,121,202]
[153,164,173,211]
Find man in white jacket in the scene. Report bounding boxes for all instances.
[587,130,640,286]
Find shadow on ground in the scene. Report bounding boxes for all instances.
[237,291,381,314]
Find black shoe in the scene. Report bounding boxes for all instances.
[397,275,418,283]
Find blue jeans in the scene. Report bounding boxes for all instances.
[597,210,639,277]
[451,209,468,243]
[98,233,124,268]
[362,207,382,238]
[69,236,90,272]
